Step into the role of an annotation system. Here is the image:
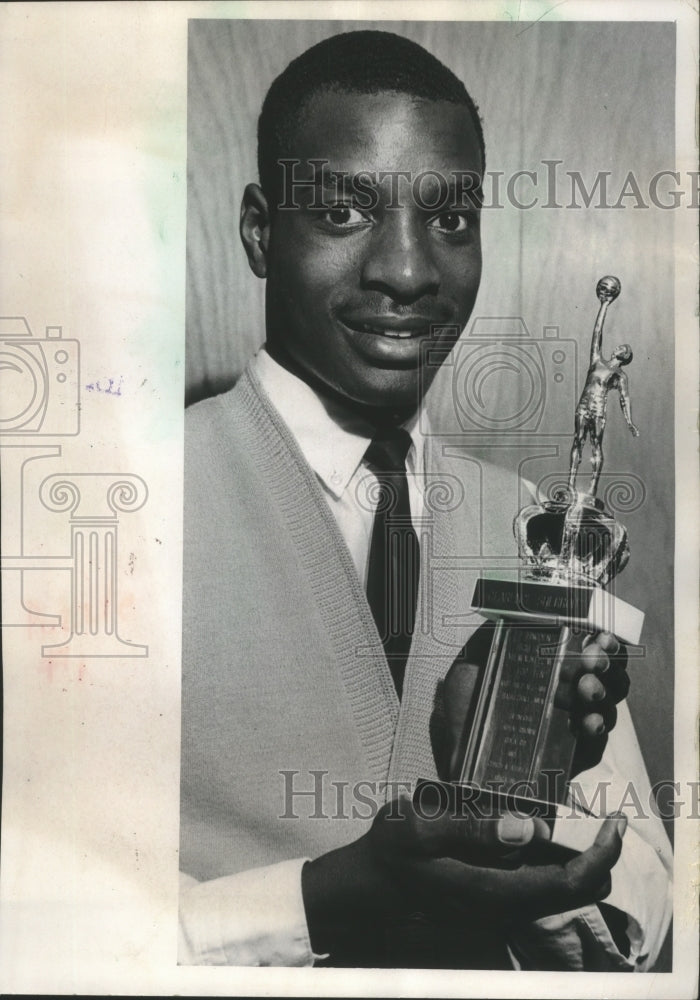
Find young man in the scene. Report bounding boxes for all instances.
[179,30,671,969]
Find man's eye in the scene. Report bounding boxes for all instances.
[428,212,470,233]
[318,205,369,227]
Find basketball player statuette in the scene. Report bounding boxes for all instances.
[567,275,639,499]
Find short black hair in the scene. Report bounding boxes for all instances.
[257,29,485,206]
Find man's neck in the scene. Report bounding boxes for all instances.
[266,342,420,432]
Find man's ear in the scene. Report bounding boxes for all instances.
[240,183,271,279]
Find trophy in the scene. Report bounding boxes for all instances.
[432,276,643,851]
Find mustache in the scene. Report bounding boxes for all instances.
[336,301,454,324]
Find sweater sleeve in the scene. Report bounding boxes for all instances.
[178,858,321,966]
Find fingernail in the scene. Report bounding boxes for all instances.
[498,814,533,845]
[610,812,628,837]
[602,633,620,654]
[532,817,552,842]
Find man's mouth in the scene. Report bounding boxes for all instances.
[335,312,460,371]
[342,315,435,339]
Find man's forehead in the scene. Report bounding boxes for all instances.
[286,89,482,175]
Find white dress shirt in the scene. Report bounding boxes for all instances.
[249,347,428,585]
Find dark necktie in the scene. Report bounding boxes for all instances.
[364,428,420,698]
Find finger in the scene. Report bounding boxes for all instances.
[596,634,630,684]
[558,638,605,689]
[424,807,539,857]
[577,711,605,738]
[580,631,627,671]
[556,673,606,713]
[581,640,609,675]
[595,632,620,656]
[581,702,617,738]
[403,852,599,925]
[392,854,563,924]
[559,645,588,683]
[563,815,626,904]
[443,659,480,751]
[571,694,618,738]
[576,672,607,705]
[448,812,539,857]
[578,630,612,653]
[581,655,629,704]
[560,667,628,721]
[555,644,590,710]
[375,795,540,860]
[395,815,626,926]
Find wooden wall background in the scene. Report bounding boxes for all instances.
[186,19,676,853]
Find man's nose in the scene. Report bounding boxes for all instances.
[360,213,440,302]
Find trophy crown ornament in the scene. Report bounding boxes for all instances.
[514,492,630,588]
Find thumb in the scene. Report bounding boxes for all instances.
[411,803,541,858]
[373,791,546,861]
[563,813,626,902]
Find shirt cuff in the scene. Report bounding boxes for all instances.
[178,858,318,966]
[508,825,672,971]
[508,904,634,971]
[604,824,673,969]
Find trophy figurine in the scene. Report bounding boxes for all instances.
[446,276,644,851]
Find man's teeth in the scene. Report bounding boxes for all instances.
[363,325,416,338]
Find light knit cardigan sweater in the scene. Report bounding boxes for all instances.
[181,367,522,882]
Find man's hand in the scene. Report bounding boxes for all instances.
[302,627,631,957]
[628,422,640,437]
[302,795,627,955]
[556,631,630,737]
[370,796,627,926]
[556,630,630,773]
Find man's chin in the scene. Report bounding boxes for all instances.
[331,372,426,420]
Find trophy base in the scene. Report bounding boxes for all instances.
[415,779,607,854]
[472,576,644,645]
[441,578,644,855]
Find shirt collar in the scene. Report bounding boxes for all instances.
[250,347,428,500]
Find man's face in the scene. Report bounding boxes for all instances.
[254,90,483,414]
